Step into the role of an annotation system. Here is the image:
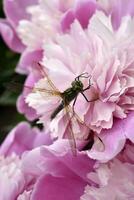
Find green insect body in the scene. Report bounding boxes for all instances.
[51,74,91,120]
[63,80,84,102]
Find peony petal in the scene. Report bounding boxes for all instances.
[16,49,43,74]
[122,111,134,142]
[31,174,87,200]
[4,0,38,27]
[88,118,126,162]
[0,122,52,156]
[61,9,75,32]
[17,95,37,121]
[0,19,24,52]
[111,0,134,30]
[22,140,95,178]
[74,0,97,28]
[61,0,97,31]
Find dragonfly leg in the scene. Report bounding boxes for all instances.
[83,76,92,91]
[80,92,98,102]
[75,73,90,81]
[80,92,90,102]
[83,85,91,92]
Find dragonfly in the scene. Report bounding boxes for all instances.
[9,63,104,154]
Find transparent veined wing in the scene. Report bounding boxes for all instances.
[8,80,61,98]
[62,99,91,156]
[65,104,105,153]
[33,62,60,92]
[8,62,62,99]
[63,104,77,156]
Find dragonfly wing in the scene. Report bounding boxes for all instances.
[33,63,60,92]
[63,105,77,156]
[8,63,61,99]
[67,104,105,151]
[31,78,61,102]
[67,104,90,130]
[8,79,61,97]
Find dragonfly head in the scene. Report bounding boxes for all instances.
[71,80,84,92]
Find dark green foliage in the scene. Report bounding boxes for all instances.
[0,1,26,143]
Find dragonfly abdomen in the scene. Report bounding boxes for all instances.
[50,102,64,120]
[50,85,82,120]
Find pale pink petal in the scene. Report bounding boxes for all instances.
[81,146,134,200]
[61,0,97,31]
[17,95,37,121]
[0,122,52,156]
[4,0,38,27]
[0,19,24,52]
[97,0,134,29]
[22,140,95,200]
[0,155,27,200]
[16,49,43,74]
[22,140,95,178]
[17,190,31,200]
[88,118,126,162]
[122,112,134,143]
[31,174,87,200]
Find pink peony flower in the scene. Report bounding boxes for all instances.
[81,143,134,200]
[1,0,134,198]
[26,11,134,160]
[0,122,57,200]
[3,0,134,53]
[3,0,134,122]
[0,137,133,199]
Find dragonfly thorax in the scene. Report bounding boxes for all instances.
[61,80,84,105]
[71,80,84,92]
